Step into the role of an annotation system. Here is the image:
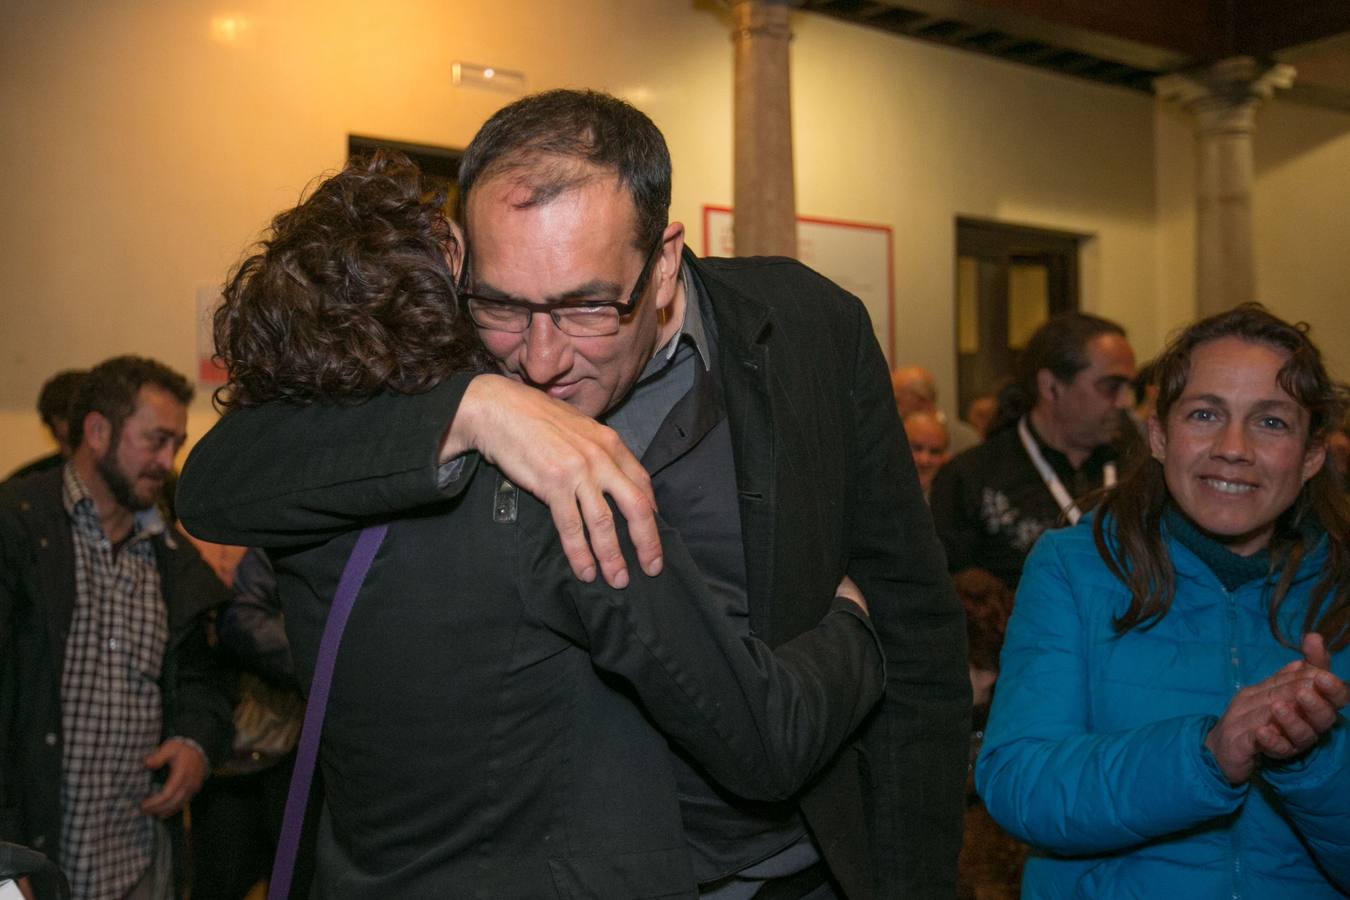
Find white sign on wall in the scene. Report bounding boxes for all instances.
[196,284,227,387]
[701,206,894,364]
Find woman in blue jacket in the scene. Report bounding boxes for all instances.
[977,304,1350,898]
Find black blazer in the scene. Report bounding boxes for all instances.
[0,467,234,886]
[180,413,884,896]
[176,251,971,898]
[690,254,969,898]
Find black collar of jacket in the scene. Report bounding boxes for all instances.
[682,247,774,354]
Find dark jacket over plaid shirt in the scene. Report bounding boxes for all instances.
[0,467,234,892]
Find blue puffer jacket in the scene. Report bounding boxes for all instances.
[976,515,1350,899]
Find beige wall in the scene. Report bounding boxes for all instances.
[791,14,1160,415]
[4,2,1348,475]
[1253,100,1350,381]
[1152,94,1350,379]
[1,0,734,472]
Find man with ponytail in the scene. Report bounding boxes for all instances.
[931,313,1137,589]
[976,304,1350,897]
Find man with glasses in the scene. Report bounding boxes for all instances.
[180,90,968,899]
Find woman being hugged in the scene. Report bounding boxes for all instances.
[977,304,1350,898]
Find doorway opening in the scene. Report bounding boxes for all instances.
[954,219,1086,418]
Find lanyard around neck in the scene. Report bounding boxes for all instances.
[1017,416,1116,526]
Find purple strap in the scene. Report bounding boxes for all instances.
[268,523,388,900]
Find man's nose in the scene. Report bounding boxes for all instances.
[156,443,178,472]
[518,312,573,385]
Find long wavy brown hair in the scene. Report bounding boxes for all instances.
[1090,304,1350,650]
[214,150,491,410]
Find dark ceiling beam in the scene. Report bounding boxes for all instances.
[836,0,1197,71]
[822,0,1350,62]
[799,0,1350,108]
[954,0,1221,57]
[1233,0,1350,56]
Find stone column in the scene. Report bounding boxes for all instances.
[1155,57,1294,316]
[730,0,798,258]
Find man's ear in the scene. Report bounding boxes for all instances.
[1147,411,1167,462]
[1036,368,1058,405]
[445,220,466,280]
[653,221,686,313]
[82,411,111,456]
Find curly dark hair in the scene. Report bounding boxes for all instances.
[214,150,491,410]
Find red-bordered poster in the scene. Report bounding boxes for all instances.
[701,206,895,365]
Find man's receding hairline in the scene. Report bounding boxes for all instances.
[465,156,649,248]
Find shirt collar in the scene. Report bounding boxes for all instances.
[634,261,712,384]
[62,462,168,545]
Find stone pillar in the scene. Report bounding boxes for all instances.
[1155,57,1294,316]
[730,0,798,258]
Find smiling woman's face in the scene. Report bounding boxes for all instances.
[1149,336,1326,556]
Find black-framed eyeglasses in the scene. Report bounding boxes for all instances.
[459,238,664,338]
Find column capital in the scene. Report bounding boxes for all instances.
[1155,56,1295,133]
[728,0,797,41]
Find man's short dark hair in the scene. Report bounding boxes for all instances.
[457,89,672,250]
[1020,312,1126,390]
[987,312,1127,433]
[68,356,193,449]
[36,369,87,429]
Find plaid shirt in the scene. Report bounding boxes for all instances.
[59,465,170,900]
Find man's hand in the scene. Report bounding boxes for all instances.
[140,739,208,818]
[444,374,663,589]
[1204,636,1348,784]
[835,574,868,616]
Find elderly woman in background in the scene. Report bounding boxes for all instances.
[977,304,1350,898]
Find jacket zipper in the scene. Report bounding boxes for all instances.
[1225,586,1242,900]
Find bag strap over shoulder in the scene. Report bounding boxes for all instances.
[268,523,388,900]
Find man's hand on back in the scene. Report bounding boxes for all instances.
[444,374,663,589]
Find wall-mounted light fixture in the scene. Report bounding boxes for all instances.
[209,14,251,44]
[452,62,527,93]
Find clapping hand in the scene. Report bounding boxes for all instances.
[1205,633,1347,784]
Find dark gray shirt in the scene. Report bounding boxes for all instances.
[602,265,712,461]
[604,266,819,895]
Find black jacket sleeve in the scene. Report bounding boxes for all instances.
[216,548,298,690]
[0,491,23,842]
[839,297,972,899]
[161,539,236,767]
[527,506,887,802]
[177,375,478,547]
